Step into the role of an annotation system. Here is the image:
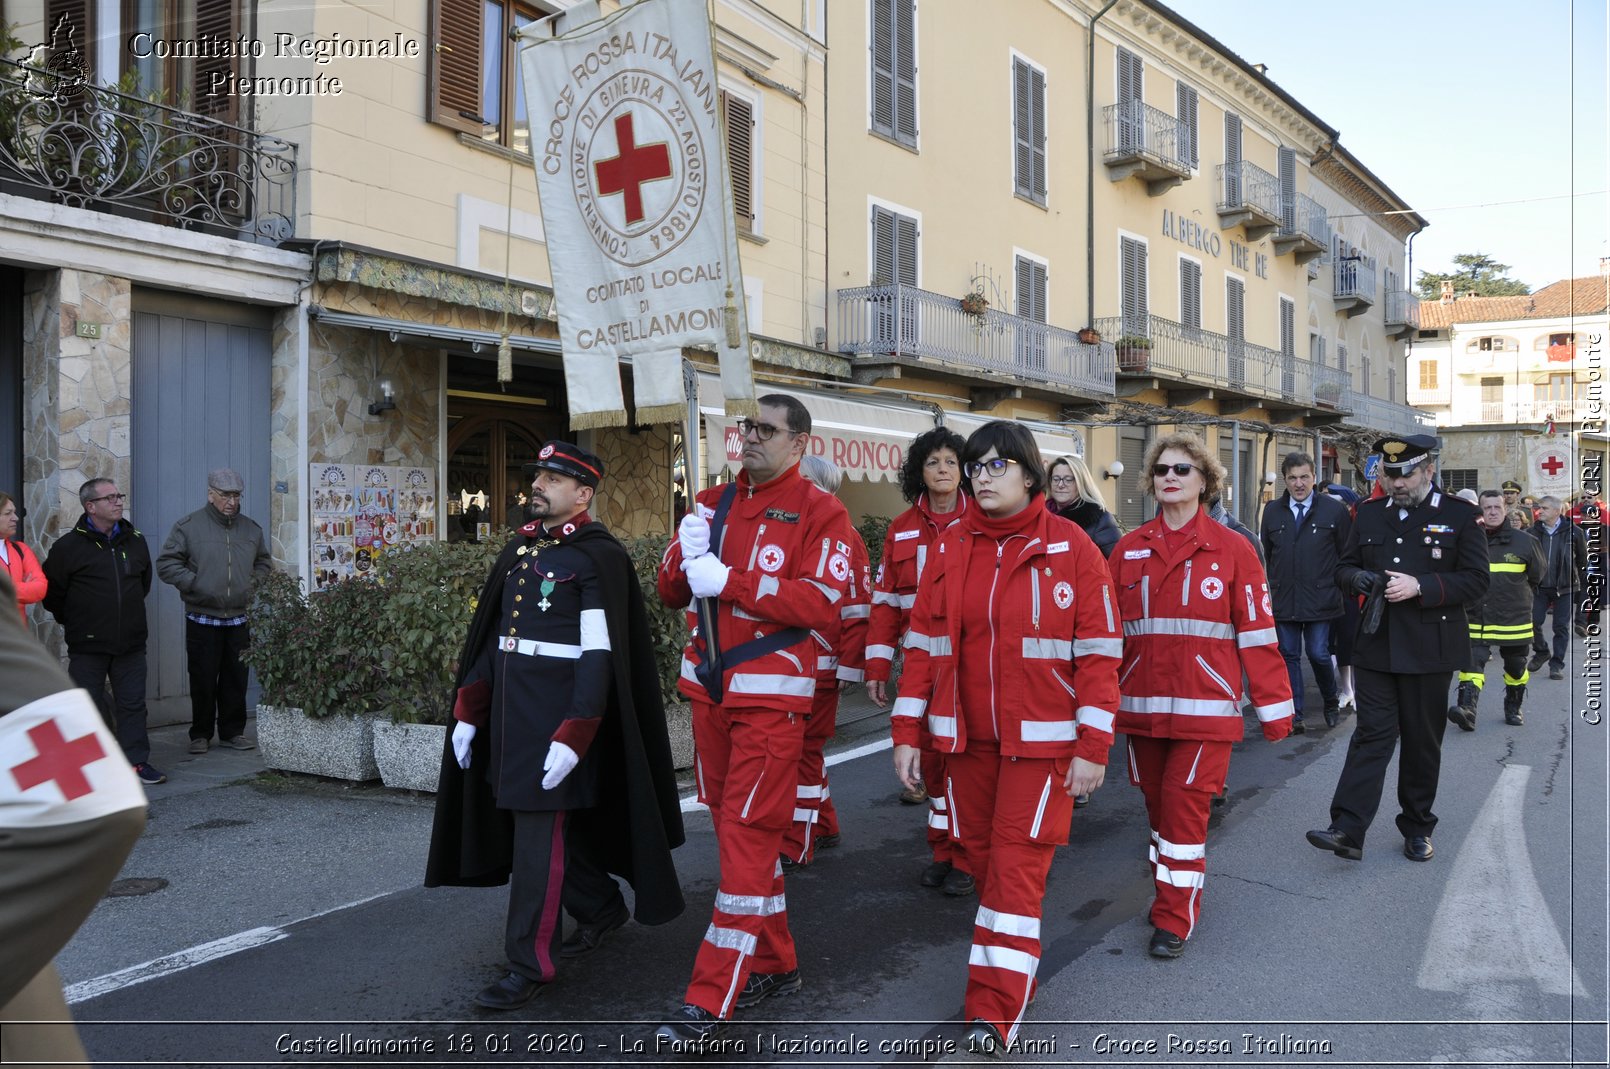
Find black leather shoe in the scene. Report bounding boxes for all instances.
[920,860,953,888]
[734,968,802,1009]
[1528,650,1550,673]
[1305,826,1363,861]
[1404,836,1434,862]
[1148,927,1185,958]
[473,971,546,1010]
[1291,716,1306,735]
[1322,698,1340,728]
[560,905,628,959]
[962,1019,1008,1059]
[814,831,840,849]
[941,868,976,896]
[1447,705,1476,732]
[655,1004,722,1045]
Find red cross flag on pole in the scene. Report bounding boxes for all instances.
[1525,434,1573,499]
[517,0,756,429]
[1,690,147,829]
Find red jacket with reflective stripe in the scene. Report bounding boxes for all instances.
[891,505,1121,763]
[865,494,970,684]
[1110,509,1293,742]
[818,529,871,688]
[658,465,855,711]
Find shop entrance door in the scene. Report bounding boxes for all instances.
[445,406,561,542]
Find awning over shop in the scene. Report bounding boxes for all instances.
[942,413,1084,463]
[699,375,938,483]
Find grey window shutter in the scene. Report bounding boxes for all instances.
[1280,298,1295,357]
[1278,146,1296,229]
[1337,343,1348,375]
[1176,83,1198,166]
[1016,258,1047,322]
[1226,277,1245,340]
[871,0,895,135]
[894,0,917,142]
[1180,259,1201,329]
[1013,59,1032,197]
[722,91,754,232]
[1121,238,1148,336]
[1117,47,1142,102]
[1224,112,1242,203]
[894,213,919,285]
[873,206,895,283]
[1030,66,1047,201]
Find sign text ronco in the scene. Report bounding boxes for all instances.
[708,417,906,482]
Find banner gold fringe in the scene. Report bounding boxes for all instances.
[724,396,759,419]
[633,402,688,426]
[568,408,629,431]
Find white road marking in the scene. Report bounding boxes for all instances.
[1417,763,1586,999]
[678,736,892,813]
[65,891,395,1004]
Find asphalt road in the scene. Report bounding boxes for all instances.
[55,651,1609,1068]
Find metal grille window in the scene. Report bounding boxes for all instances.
[1441,469,1479,493]
[1013,57,1047,204]
[870,0,917,145]
[1120,237,1148,336]
[1179,259,1202,330]
[722,89,756,233]
[1176,82,1198,166]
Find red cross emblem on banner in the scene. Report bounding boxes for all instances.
[593,112,672,226]
[1540,453,1566,477]
[10,719,106,801]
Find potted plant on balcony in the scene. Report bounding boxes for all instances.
[1116,335,1152,372]
[1077,327,1102,346]
[959,291,989,317]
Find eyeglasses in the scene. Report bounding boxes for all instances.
[1049,476,1075,487]
[737,419,793,442]
[1152,463,1198,478]
[210,489,242,500]
[89,492,126,503]
[964,457,1020,479]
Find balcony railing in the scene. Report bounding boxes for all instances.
[1477,398,1579,424]
[0,57,297,244]
[1384,289,1421,336]
[1215,160,1282,238]
[837,285,1114,396]
[1313,363,1351,410]
[1273,192,1329,264]
[1096,313,1335,408]
[1342,390,1434,436]
[1102,100,1191,194]
[1333,259,1377,316]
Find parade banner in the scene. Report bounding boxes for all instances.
[518,0,755,428]
[1525,433,1573,499]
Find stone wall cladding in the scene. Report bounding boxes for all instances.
[590,423,674,539]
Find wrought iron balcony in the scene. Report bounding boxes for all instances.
[1333,258,1377,317]
[1215,160,1281,240]
[1341,390,1434,436]
[1384,289,1421,337]
[1102,100,1192,196]
[1313,363,1351,411]
[1096,314,1338,411]
[0,57,297,244]
[836,284,1114,397]
[1477,398,1578,424]
[1273,192,1328,264]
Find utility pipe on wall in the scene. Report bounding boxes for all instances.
[1086,0,1120,334]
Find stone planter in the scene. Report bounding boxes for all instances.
[664,701,694,771]
[373,721,447,793]
[257,704,379,782]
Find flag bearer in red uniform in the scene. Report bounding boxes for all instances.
[780,455,870,870]
[865,427,974,893]
[892,421,1120,1059]
[1112,432,1292,961]
[655,395,857,1045]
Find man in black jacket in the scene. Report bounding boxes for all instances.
[426,442,684,1011]
[1261,453,1352,731]
[1306,435,1488,864]
[1527,495,1587,680]
[41,477,162,785]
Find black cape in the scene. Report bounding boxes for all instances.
[424,522,685,927]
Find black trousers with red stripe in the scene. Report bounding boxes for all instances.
[505,809,624,982]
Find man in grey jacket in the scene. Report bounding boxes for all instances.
[156,469,272,753]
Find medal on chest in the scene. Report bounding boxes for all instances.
[539,575,556,612]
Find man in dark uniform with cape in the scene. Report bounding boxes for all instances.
[426,441,684,1009]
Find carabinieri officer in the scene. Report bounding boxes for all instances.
[1307,434,1488,864]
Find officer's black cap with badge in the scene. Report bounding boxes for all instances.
[523,441,605,488]
[1372,433,1440,475]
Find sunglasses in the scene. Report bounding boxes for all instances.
[1152,463,1197,478]
[964,457,1020,479]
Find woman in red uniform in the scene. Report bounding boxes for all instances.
[1111,432,1292,960]
[865,426,974,892]
[0,492,46,623]
[893,421,1121,1058]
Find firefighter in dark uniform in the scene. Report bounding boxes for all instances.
[1447,489,1546,730]
[1306,435,1488,864]
[426,441,684,1011]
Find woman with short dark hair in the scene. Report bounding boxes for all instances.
[893,420,1121,1057]
[1110,431,1292,960]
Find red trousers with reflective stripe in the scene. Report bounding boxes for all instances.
[685,701,806,1018]
[923,748,963,867]
[1125,735,1232,941]
[946,745,1073,1047]
[782,686,839,865]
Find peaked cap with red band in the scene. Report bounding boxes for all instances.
[523,441,605,488]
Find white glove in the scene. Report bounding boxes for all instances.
[684,553,730,598]
[542,741,579,790]
[451,721,476,769]
[679,513,711,559]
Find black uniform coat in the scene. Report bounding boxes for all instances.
[425,521,685,927]
[1261,491,1352,621]
[1335,487,1488,674]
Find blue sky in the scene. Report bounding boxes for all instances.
[1162,0,1608,292]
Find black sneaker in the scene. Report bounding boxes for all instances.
[655,1004,722,1046]
[734,968,802,1009]
[134,762,166,785]
[941,868,975,897]
[1148,927,1185,958]
[962,1019,1008,1059]
[920,860,953,888]
[778,852,806,873]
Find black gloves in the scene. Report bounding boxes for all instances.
[1352,571,1382,596]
